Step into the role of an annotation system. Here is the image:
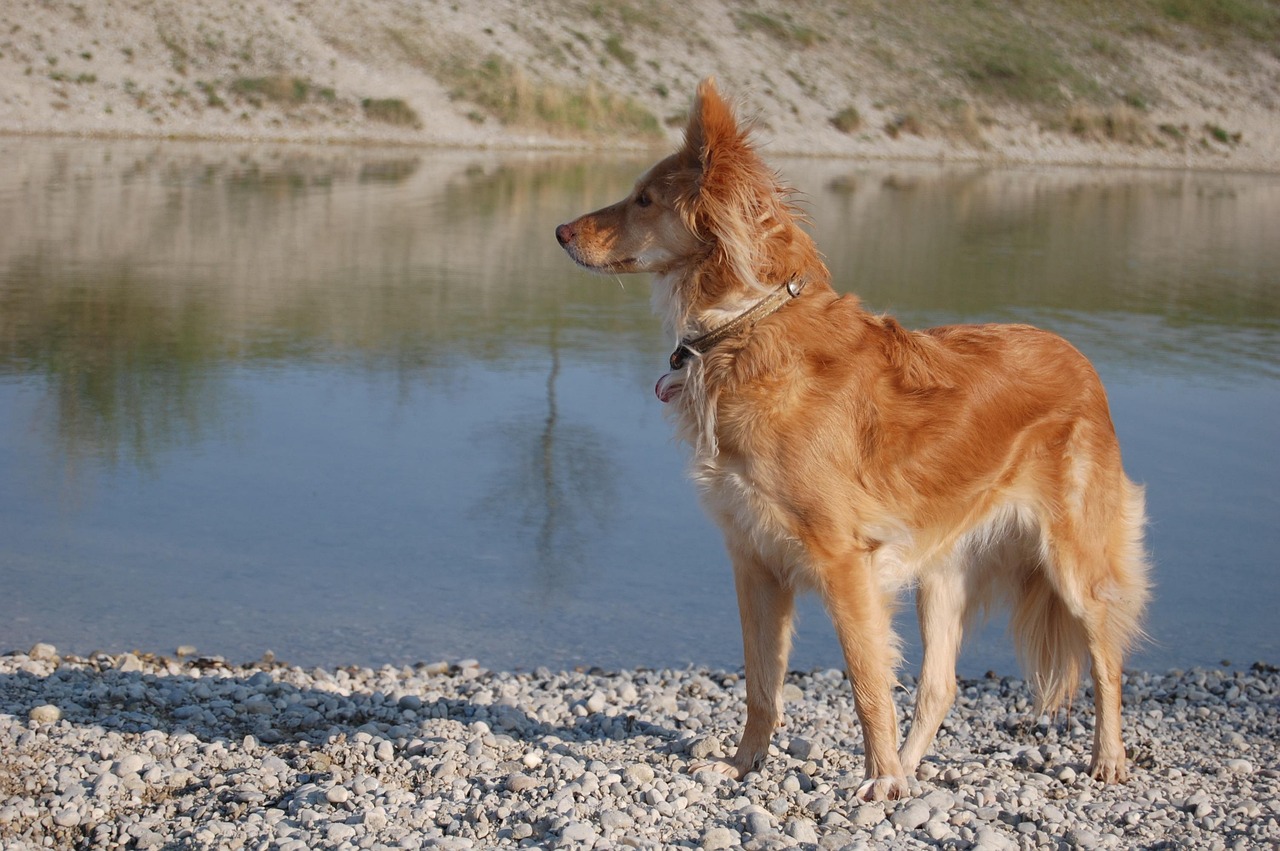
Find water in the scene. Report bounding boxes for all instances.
[1,139,1277,676]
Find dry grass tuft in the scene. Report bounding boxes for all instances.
[439,53,661,139]
[362,98,420,127]
[1066,104,1152,144]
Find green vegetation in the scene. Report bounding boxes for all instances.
[196,81,225,108]
[230,75,311,105]
[953,29,1095,107]
[602,34,637,70]
[1204,122,1242,144]
[830,106,862,134]
[362,98,420,127]
[733,10,823,47]
[1155,0,1280,41]
[438,53,661,139]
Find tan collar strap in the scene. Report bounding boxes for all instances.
[669,277,806,371]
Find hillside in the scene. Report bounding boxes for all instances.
[2,0,1278,169]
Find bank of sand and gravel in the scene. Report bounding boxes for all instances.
[2,0,1279,172]
[1,645,1277,849]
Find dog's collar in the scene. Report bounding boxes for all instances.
[669,278,806,371]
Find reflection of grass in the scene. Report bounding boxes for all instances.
[440,54,661,138]
[7,271,226,472]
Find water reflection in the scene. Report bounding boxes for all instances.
[476,319,619,591]
[806,163,1279,379]
[0,138,1277,672]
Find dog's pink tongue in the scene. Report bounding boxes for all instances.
[655,372,682,403]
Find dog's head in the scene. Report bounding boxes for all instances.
[556,78,823,337]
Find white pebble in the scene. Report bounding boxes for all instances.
[702,826,738,849]
[29,643,58,661]
[29,704,62,724]
[560,821,597,843]
[116,653,144,673]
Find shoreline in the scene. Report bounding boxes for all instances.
[2,646,1276,850]
[4,125,1280,177]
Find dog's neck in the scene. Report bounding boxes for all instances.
[652,266,782,339]
[668,278,806,370]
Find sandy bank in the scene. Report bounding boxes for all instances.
[3,1,1279,172]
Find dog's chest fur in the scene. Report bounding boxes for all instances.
[667,358,825,589]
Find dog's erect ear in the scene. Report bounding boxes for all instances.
[680,78,778,277]
[684,77,750,172]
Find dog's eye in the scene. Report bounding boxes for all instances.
[635,191,652,208]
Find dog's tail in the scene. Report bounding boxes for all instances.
[1012,477,1150,712]
[1010,568,1090,711]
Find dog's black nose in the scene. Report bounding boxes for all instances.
[555,222,574,246]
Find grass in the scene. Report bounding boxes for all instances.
[954,30,1095,107]
[830,106,862,134]
[602,34,637,70]
[1065,104,1152,144]
[438,53,661,139]
[733,10,824,47]
[1155,0,1280,41]
[362,98,420,127]
[1204,122,1242,144]
[230,76,311,106]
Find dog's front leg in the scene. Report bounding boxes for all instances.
[821,554,910,801]
[690,548,794,779]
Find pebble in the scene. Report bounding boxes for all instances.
[0,649,1276,850]
[853,802,885,827]
[29,643,58,662]
[890,799,931,830]
[27,704,61,724]
[559,821,596,843]
[702,825,737,849]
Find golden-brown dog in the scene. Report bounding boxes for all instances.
[556,79,1150,801]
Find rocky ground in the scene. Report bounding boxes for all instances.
[1,645,1276,850]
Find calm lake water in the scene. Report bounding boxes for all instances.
[1,138,1277,676]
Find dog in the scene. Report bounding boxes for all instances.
[556,78,1150,801]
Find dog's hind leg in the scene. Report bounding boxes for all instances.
[1085,479,1150,782]
[820,552,908,801]
[1086,632,1128,781]
[899,568,966,774]
[1029,476,1149,783]
[691,546,794,779]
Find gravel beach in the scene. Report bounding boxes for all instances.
[1,645,1276,850]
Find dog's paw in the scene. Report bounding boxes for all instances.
[687,759,744,780]
[855,774,910,802]
[1088,756,1129,784]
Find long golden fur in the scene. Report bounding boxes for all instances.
[556,79,1150,801]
